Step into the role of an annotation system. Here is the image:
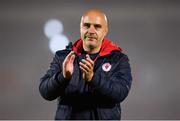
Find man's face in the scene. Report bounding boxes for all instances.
[80,12,108,51]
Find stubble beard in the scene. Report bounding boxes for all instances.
[83,37,97,51]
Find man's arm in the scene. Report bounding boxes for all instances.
[39,51,74,101]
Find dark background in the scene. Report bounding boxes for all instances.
[0,0,180,119]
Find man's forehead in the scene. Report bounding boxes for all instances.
[81,9,108,26]
[82,16,102,24]
[81,14,107,25]
[83,9,106,18]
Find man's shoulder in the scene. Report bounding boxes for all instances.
[55,49,71,57]
[110,50,127,58]
[108,51,130,64]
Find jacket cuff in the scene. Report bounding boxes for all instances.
[89,72,101,89]
[55,72,69,85]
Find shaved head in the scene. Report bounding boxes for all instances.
[81,9,108,27]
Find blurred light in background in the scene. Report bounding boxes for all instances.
[44,19,63,38]
[44,19,69,54]
[49,34,69,54]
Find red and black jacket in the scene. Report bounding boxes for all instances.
[39,38,132,120]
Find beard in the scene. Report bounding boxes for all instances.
[82,36,98,51]
[84,39,97,49]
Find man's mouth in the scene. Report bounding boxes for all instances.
[86,36,96,40]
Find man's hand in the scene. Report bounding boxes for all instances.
[62,51,75,79]
[79,54,94,82]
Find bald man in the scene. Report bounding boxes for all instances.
[39,9,132,120]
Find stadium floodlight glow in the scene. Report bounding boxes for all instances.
[49,34,69,54]
[44,19,63,38]
[44,19,70,54]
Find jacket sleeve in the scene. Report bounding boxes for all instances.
[39,52,69,101]
[90,54,132,103]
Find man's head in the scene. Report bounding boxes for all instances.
[80,9,108,53]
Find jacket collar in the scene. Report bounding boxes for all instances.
[72,38,122,57]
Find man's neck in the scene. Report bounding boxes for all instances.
[83,44,101,54]
[83,47,100,54]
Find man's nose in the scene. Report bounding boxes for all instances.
[88,25,95,33]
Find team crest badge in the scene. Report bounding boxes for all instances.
[102,63,112,72]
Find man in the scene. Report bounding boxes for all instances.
[39,9,132,120]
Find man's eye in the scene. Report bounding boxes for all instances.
[83,23,90,28]
[94,24,102,29]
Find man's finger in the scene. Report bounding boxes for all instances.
[79,66,88,74]
[81,59,92,69]
[86,54,94,66]
[66,51,75,59]
[79,62,89,72]
[70,54,75,63]
[64,51,75,64]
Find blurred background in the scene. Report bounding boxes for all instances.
[0,0,180,119]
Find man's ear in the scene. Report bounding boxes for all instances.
[104,27,108,36]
